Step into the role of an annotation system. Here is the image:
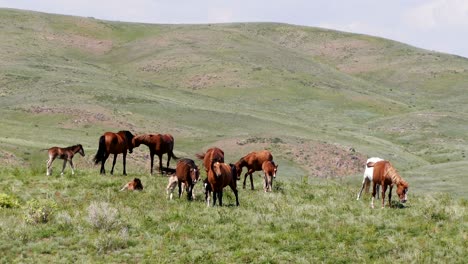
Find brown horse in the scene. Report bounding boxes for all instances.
[93,130,134,175]
[262,161,278,192]
[120,178,143,191]
[206,162,239,207]
[195,147,224,173]
[132,134,178,175]
[166,158,200,200]
[368,161,409,208]
[235,150,273,190]
[44,144,85,176]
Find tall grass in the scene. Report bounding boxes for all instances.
[0,168,465,262]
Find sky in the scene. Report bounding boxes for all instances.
[1,0,468,58]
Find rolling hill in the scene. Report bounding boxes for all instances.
[0,8,467,197]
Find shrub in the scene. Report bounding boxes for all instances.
[87,201,121,231]
[0,193,20,208]
[23,198,57,224]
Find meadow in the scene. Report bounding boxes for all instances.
[0,8,467,262]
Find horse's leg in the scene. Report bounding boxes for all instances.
[178,180,182,198]
[100,153,109,174]
[243,172,248,189]
[110,154,118,175]
[376,184,380,199]
[230,184,240,206]
[388,185,393,208]
[249,171,254,190]
[212,191,217,207]
[46,156,55,176]
[166,153,171,171]
[69,159,75,175]
[219,190,223,206]
[381,184,387,208]
[357,178,368,200]
[264,174,268,192]
[187,184,193,201]
[122,153,127,176]
[158,154,163,174]
[371,182,377,209]
[61,159,67,176]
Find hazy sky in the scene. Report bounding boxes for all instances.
[1,0,468,58]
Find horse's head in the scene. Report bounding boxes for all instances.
[212,162,222,178]
[78,144,85,156]
[190,166,200,184]
[234,161,242,180]
[396,181,409,203]
[123,131,135,153]
[229,163,237,180]
[133,178,143,190]
[273,163,278,178]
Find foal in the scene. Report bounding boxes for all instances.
[45,144,85,176]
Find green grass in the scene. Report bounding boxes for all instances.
[0,167,466,262]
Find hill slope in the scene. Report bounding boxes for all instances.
[0,8,467,197]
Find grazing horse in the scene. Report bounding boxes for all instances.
[93,130,134,175]
[44,144,85,176]
[356,157,384,200]
[368,161,409,208]
[195,147,224,173]
[235,150,273,190]
[206,162,239,207]
[166,158,200,201]
[262,161,278,192]
[120,178,143,191]
[132,134,178,175]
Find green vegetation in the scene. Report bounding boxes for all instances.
[0,8,467,261]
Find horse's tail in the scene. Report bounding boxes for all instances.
[170,151,179,160]
[93,136,106,165]
[195,152,205,160]
[364,179,370,193]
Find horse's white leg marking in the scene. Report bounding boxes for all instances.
[61,159,67,176]
[371,196,375,209]
[69,159,75,175]
[46,155,55,176]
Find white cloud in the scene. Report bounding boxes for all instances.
[405,0,468,30]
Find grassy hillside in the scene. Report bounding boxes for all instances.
[0,8,467,198]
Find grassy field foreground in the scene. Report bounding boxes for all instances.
[0,167,466,263]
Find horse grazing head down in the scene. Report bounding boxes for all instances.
[396,181,409,203]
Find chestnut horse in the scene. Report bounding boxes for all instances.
[206,162,239,206]
[195,147,224,173]
[166,158,200,201]
[132,134,178,175]
[120,178,143,191]
[44,144,85,176]
[93,130,134,175]
[356,157,384,200]
[235,150,273,190]
[368,161,409,208]
[262,161,278,192]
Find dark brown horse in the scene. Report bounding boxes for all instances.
[132,134,178,175]
[195,147,224,173]
[262,161,278,192]
[44,144,85,176]
[167,158,200,201]
[206,162,239,207]
[235,150,273,190]
[368,161,409,208]
[93,130,134,175]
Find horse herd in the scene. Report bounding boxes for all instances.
[44,130,278,207]
[44,130,408,208]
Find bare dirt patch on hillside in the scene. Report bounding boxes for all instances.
[0,150,22,166]
[44,33,113,54]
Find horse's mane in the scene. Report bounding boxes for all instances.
[64,144,82,150]
[385,163,406,186]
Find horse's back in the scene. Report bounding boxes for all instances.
[245,150,273,168]
[372,161,391,184]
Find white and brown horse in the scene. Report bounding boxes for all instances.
[44,144,85,176]
[368,160,409,208]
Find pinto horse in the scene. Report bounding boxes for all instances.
[93,130,134,175]
[368,160,409,208]
[132,134,178,175]
[356,157,384,200]
[166,158,200,200]
[206,162,239,206]
[44,144,85,176]
[195,147,224,173]
[262,161,278,192]
[234,150,273,190]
